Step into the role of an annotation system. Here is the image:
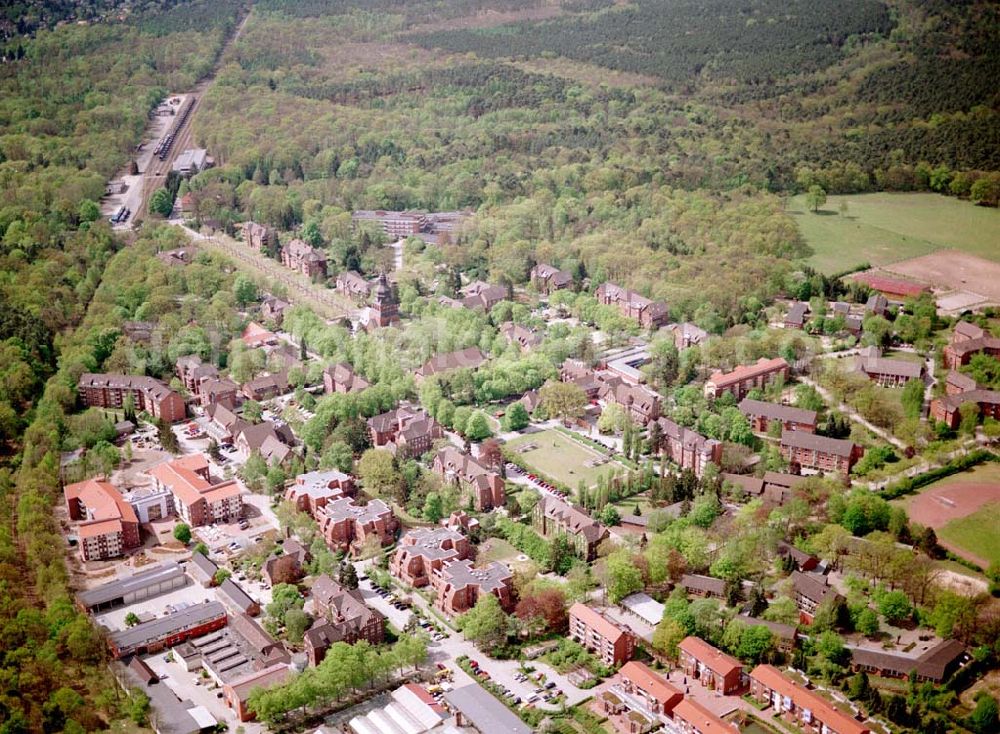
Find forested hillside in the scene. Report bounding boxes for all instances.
[0,2,244,730]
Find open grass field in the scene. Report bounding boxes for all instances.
[507,428,617,488]
[893,462,1000,568]
[789,192,1000,274]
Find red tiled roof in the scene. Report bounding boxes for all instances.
[678,636,742,678]
[673,698,736,734]
[750,665,869,734]
[708,357,788,389]
[569,603,628,644]
[619,661,682,708]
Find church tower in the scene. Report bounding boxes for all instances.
[369,272,399,327]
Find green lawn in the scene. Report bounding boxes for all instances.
[789,192,1000,274]
[507,429,617,489]
[938,503,1000,567]
[477,537,519,564]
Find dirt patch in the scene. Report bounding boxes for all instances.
[882,250,1000,308]
[935,569,988,597]
[906,482,1000,528]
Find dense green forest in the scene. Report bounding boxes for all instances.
[0,2,244,730]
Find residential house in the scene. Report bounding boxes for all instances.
[596,282,669,329]
[677,636,744,694]
[777,541,819,571]
[942,321,1000,369]
[791,571,842,623]
[240,371,289,402]
[432,446,506,511]
[945,370,977,395]
[78,373,186,423]
[316,497,398,555]
[854,347,925,387]
[367,405,443,457]
[530,263,572,294]
[865,293,888,317]
[533,496,608,561]
[784,302,809,329]
[305,574,385,665]
[655,418,722,478]
[390,527,470,587]
[561,358,603,398]
[241,322,277,349]
[500,322,542,351]
[199,378,239,407]
[433,559,514,616]
[64,478,141,561]
[147,454,243,527]
[665,322,709,350]
[569,603,635,666]
[243,221,271,252]
[738,398,817,434]
[233,421,294,466]
[704,358,790,400]
[749,665,870,734]
[736,615,798,654]
[601,381,661,425]
[285,469,355,515]
[335,271,372,302]
[323,362,370,394]
[930,389,1000,429]
[262,538,311,587]
[520,389,541,414]
[461,281,508,311]
[281,238,327,279]
[780,431,862,476]
[261,294,291,325]
[415,346,487,380]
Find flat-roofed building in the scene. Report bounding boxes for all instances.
[77,561,188,612]
[677,636,744,694]
[391,527,470,587]
[569,603,635,666]
[285,469,355,515]
[316,497,398,555]
[704,358,789,400]
[108,601,227,658]
[749,664,870,734]
[433,559,514,616]
[444,684,532,734]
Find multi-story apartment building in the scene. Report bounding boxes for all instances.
[568,603,635,666]
[672,699,737,734]
[931,388,1000,429]
[600,381,661,425]
[432,446,505,512]
[780,431,862,476]
[280,238,327,279]
[415,346,488,380]
[366,405,443,458]
[943,321,1000,369]
[530,263,573,294]
[596,282,669,329]
[433,559,514,617]
[853,347,925,387]
[315,497,397,555]
[323,362,370,394]
[78,373,186,423]
[64,478,142,561]
[737,398,817,434]
[391,527,471,587]
[533,496,608,561]
[352,210,427,238]
[677,636,744,694]
[704,357,790,400]
[655,418,722,479]
[147,454,244,527]
[284,469,355,516]
[749,665,869,734]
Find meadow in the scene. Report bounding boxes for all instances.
[507,429,616,488]
[790,193,1000,274]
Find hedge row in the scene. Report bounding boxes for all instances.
[880,449,997,499]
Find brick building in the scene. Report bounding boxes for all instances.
[654,418,722,479]
[415,346,487,380]
[738,398,817,434]
[677,636,744,694]
[749,665,869,734]
[942,321,1000,369]
[433,559,514,616]
[280,238,327,279]
[665,322,709,350]
[64,478,141,561]
[533,496,608,561]
[791,571,843,623]
[500,322,542,351]
[316,497,397,555]
[335,271,373,302]
[432,446,506,511]
[704,357,789,400]
[323,362,370,394]
[569,603,635,666]
[305,574,385,665]
[930,389,1000,429]
[366,405,443,458]
[108,601,228,659]
[147,454,244,527]
[284,469,355,515]
[600,381,661,425]
[854,347,925,387]
[390,527,470,587]
[242,221,271,252]
[367,272,400,329]
[460,281,508,311]
[530,263,572,294]
[780,431,862,476]
[78,373,186,423]
[596,282,669,329]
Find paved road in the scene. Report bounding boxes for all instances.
[797,375,908,451]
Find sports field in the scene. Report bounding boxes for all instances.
[507,429,616,488]
[789,192,1000,274]
[895,462,1000,568]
